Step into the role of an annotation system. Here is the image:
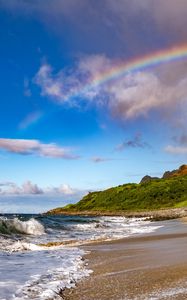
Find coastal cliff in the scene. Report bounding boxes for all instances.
[46,165,187,217]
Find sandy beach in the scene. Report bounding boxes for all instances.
[64,219,187,300]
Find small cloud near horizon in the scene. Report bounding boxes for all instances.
[0,181,83,196]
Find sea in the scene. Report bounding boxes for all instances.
[0,214,161,300]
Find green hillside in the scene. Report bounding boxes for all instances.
[47,168,187,214]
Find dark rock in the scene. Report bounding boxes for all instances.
[140,175,159,184]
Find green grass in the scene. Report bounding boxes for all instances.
[47,174,187,214]
[174,200,187,208]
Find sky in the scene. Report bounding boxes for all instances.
[0,0,187,213]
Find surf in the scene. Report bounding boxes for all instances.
[0,217,45,235]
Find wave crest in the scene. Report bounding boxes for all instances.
[0,217,45,235]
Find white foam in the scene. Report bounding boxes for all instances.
[5,241,43,252]
[0,217,45,235]
[69,216,162,242]
[12,218,45,235]
[12,248,92,300]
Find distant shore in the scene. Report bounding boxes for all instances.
[64,219,187,300]
[46,207,187,221]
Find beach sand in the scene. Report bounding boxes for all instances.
[64,219,187,300]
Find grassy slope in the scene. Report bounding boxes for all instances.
[48,174,187,214]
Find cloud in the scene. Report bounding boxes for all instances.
[34,63,86,104]
[0,138,78,159]
[0,182,15,187]
[34,64,66,102]
[0,181,79,195]
[0,181,43,195]
[91,156,127,163]
[115,134,150,151]
[107,71,187,120]
[34,55,112,104]
[165,133,187,155]
[91,157,112,163]
[165,145,187,155]
[22,181,43,194]
[45,184,76,195]
[1,0,187,56]
[34,56,187,126]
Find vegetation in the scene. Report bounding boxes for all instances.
[47,171,187,214]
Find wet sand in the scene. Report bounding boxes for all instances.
[64,220,187,300]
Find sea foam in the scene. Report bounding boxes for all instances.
[0,217,45,235]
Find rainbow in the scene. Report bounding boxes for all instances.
[70,43,187,98]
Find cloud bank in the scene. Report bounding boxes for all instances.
[1,0,187,55]
[0,138,78,159]
[0,181,79,196]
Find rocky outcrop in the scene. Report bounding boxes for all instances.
[140,175,159,184]
[162,164,187,179]
[140,164,187,182]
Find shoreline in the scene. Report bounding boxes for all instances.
[64,219,187,300]
[45,207,187,220]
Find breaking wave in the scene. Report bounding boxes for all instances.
[0,217,45,235]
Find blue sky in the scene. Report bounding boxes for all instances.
[0,1,187,213]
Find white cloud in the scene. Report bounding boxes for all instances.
[34,55,112,104]
[0,181,80,196]
[0,138,78,159]
[165,145,187,155]
[107,72,187,120]
[0,181,42,195]
[22,181,43,194]
[45,183,77,195]
[34,64,65,101]
[34,56,187,123]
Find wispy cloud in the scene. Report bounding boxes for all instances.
[0,138,79,159]
[91,156,127,163]
[34,56,112,105]
[115,134,151,151]
[165,145,187,155]
[34,64,67,102]
[91,156,112,163]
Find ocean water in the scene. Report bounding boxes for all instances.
[0,214,161,300]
